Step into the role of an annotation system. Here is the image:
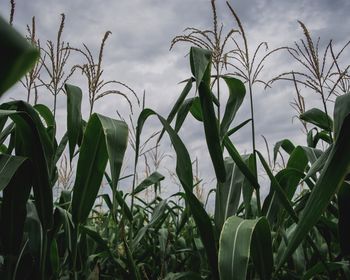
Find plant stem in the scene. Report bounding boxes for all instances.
[40,232,48,280]
[216,62,220,123]
[248,79,261,216]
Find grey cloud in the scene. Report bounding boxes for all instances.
[1,0,349,202]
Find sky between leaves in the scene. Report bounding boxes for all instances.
[1,0,350,205]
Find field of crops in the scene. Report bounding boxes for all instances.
[1,0,350,279]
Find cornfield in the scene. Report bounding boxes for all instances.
[0,1,350,279]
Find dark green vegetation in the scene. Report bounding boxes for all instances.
[1,0,350,279]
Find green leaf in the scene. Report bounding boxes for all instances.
[226,119,251,137]
[198,82,226,182]
[159,78,193,141]
[303,145,332,182]
[214,157,244,230]
[1,157,31,275]
[220,76,246,137]
[300,108,333,131]
[190,47,212,88]
[0,16,40,96]
[50,239,59,277]
[136,109,219,279]
[333,93,350,140]
[189,97,203,121]
[132,200,168,249]
[53,132,69,165]
[0,102,53,230]
[123,238,141,280]
[0,154,27,192]
[223,137,259,191]
[218,216,273,280]
[189,47,226,182]
[273,139,295,164]
[302,261,349,280]
[72,113,128,224]
[65,84,83,161]
[338,182,350,256]
[80,226,110,252]
[133,171,165,195]
[105,173,133,222]
[34,104,56,136]
[175,97,203,132]
[97,114,128,192]
[256,151,298,221]
[278,97,350,269]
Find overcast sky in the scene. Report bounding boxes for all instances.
[1,0,350,204]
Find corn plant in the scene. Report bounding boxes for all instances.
[1,0,350,279]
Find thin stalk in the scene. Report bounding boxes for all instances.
[129,163,137,239]
[247,78,261,215]
[40,232,48,280]
[72,227,79,280]
[216,62,221,123]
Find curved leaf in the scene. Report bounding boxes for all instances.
[220,76,246,137]
[300,108,333,131]
[190,47,211,88]
[219,216,273,280]
[72,113,128,224]
[65,84,83,161]
[278,101,350,269]
[0,102,53,230]
[133,171,165,195]
[0,16,40,96]
[136,108,219,279]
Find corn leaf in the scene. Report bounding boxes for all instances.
[277,94,350,269]
[219,216,273,280]
[0,16,39,96]
[65,84,83,162]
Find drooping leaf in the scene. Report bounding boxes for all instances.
[220,76,246,137]
[303,145,332,182]
[273,139,295,164]
[190,47,212,88]
[300,108,333,131]
[65,84,83,161]
[133,171,165,195]
[34,104,56,139]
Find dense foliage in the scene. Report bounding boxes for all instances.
[1,1,350,279]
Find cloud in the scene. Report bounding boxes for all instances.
[1,0,349,207]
